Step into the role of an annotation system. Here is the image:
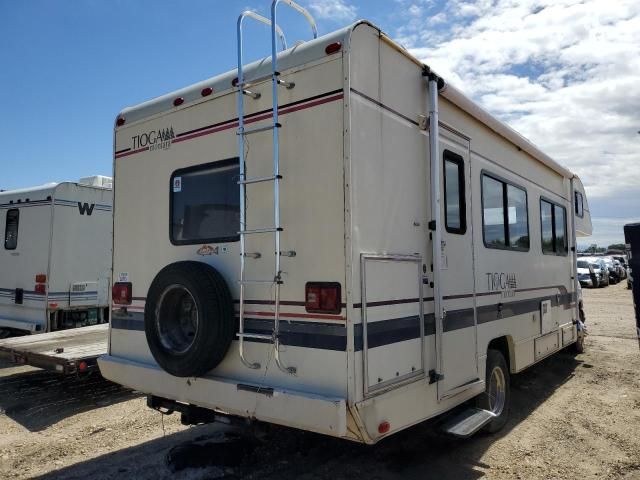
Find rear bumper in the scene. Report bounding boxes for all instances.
[0,317,42,332]
[98,354,348,438]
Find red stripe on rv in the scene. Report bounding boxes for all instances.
[115,92,344,158]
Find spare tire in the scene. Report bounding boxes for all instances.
[144,261,235,377]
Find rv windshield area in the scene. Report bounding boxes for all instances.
[170,159,240,245]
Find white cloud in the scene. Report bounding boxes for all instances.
[393,0,640,243]
[307,0,357,21]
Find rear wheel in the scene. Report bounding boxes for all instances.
[476,349,510,433]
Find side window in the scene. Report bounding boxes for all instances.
[574,191,584,218]
[481,173,529,251]
[555,205,567,255]
[507,184,530,249]
[541,200,554,253]
[4,209,19,250]
[482,175,505,247]
[443,150,466,234]
[170,158,240,245]
[540,199,568,256]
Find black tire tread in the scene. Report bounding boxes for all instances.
[145,261,235,377]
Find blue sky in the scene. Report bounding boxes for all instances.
[1,0,638,247]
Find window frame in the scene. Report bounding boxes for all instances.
[4,208,19,250]
[169,158,240,246]
[443,150,467,235]
[540,197,568,256]
[480,171,530,252]
[574,191,584,218]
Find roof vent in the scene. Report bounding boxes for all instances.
[78,175,113,189]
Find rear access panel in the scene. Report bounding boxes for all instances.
[360,254,425,396]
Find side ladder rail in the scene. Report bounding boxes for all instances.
[269,0,318,375]
[236,10,288,370]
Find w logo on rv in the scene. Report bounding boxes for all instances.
[132,126,175,152]
[77,202,95,216]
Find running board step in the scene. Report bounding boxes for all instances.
[442,408,496,438]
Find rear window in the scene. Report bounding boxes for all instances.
[4,209,19,250]
[170,159,240,245]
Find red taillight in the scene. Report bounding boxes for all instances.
[325,42,342,55]
[378,421,390,434]
[112,282,132,305]
[116,116,126,127]
[34,283,46,294]
[78,361,88,372]
[201,87,213,97]
[305,282,341,314]
[173,97,184,106]
[35,273,47,283]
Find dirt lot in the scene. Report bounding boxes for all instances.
[0,281,638,479]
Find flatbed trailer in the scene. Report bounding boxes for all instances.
[0,324,108,375]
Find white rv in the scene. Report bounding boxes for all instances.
[0,176,113,337]
[99,3,592,443]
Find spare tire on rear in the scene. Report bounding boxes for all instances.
[144,261,235,377]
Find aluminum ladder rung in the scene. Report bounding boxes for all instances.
[238,123,281,136]
[238,175,282,185]
[237,332,273,341]
[239,227,283,235]
[239,279,284,285]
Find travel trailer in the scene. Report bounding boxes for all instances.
[99,2,592,444]
[0,176,112,337]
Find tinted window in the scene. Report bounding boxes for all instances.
[170,159,240,244]
[507,184,529,249]
[555,205,567,255]
[541,200,554,253]
[482,173,529,251]
[444,151,466,234]
[575,191,584,218]
[541,199,567,256]
[4,209,19,250]
[577,260,589,268]
[482,175,505,247]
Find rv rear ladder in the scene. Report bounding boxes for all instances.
[235,2,317,375]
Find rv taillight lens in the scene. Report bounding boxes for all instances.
[173,97,184,107]
[34,284,46,294]
[305,282,341,314]
[201,87,213,97]
[35,274,47,283]
[325,42,342,55]
[116,116,126,127]
[112,282,132,305]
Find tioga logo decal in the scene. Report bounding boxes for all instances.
[197,245,218,256]
[132,127,175,152]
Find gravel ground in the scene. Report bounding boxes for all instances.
[0,281,638,479]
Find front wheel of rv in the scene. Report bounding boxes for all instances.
[476,349,510,433]
[145,262,235,378]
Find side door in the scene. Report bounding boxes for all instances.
[436,128,479,398]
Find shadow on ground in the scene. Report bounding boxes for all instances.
[33,350,582,480]
[0,367,138,432]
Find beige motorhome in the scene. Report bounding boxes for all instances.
[99,1,592,443]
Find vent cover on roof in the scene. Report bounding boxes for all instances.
[78,175,113,189]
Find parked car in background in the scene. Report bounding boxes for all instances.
[613,259,626,280]
[582,257,609,287]
[577,259,598,288]
[602,257,620,284]
[611,255,628,279]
